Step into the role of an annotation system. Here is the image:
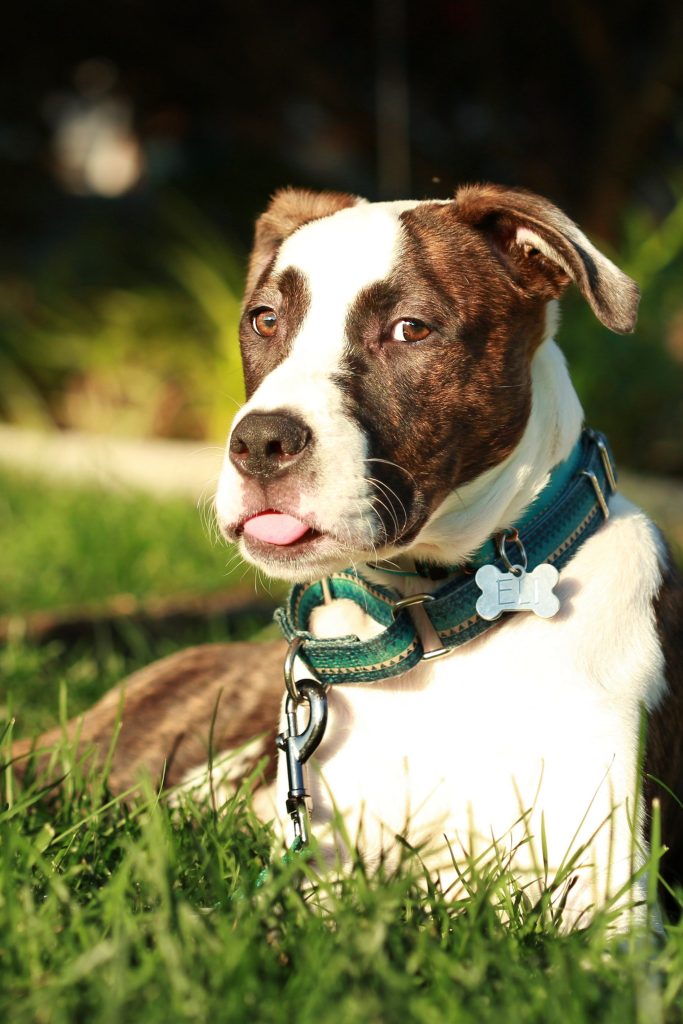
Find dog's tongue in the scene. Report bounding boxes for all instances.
[242,511,310,546]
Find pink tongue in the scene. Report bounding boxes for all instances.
[243,512,310,546]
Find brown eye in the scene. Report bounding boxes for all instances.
[251,308,278,338]
[390,319,431,343]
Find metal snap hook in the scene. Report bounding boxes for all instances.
[283,680,328,764]
[276,677,328,845]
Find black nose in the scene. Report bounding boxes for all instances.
[229,412,311,479]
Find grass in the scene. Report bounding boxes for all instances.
[0,465,279,736]
[0,466,245,616]
[2,468,683,1021]
[2,731,683,1024]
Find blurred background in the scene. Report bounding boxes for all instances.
[2,0,683,471]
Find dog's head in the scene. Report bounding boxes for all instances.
[215,184,639,581]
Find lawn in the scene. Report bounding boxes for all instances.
[2,466,683,1023]
[0,465,255,618]
[0,466,281,736]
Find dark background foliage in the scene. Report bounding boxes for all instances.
[2,0,683,471]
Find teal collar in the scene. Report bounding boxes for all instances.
[367,437,586,580]
[275,429,617,685]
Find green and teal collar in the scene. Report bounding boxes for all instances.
[275,429,617,685]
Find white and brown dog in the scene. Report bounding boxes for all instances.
[18,185,683,926]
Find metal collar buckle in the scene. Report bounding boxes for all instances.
[580,429,617,520]
[392,592,449,661]
[586,428,617,492]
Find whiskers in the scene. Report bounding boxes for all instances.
[223,548,245,574]
[195,484,254,584]
[196,485,222,547]
[362,458,412,544]
[364,456,418,488]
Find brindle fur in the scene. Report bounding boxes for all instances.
[646,550,683,912]
[11,640,285,794]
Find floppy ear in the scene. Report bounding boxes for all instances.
[244,187,361,300]
[453,183,640,333]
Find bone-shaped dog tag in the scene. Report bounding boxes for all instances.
[475,563,560,621]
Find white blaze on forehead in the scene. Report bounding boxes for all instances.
[277,199,420,281]
[237,202,419,416]
[272,200,419,363]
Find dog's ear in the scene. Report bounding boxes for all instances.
[453,183,640,333]
[244,188,361,299]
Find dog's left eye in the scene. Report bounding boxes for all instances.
[251,308,278,338]
[390,319,431,343]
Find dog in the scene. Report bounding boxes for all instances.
[15,184,683,928]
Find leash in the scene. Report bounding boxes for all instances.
[273,427,618,847]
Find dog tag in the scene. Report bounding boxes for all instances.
[475,563,560,621]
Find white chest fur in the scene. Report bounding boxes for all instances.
[277,495,666,926]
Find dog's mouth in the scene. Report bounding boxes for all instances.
[226,507,375,579]
[235,509,324,553]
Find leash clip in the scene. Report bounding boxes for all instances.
[277,644,328,845]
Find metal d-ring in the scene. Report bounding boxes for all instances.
[391,592,435,618]
[497,528,528,577]
[284,636,305,703]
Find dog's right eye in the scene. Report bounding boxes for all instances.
[390,319,431,343]
[251,308,278,338]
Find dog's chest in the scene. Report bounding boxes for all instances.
[280,498,666,876]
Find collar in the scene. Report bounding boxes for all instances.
[367,436,586,580]
[274,428,617,685]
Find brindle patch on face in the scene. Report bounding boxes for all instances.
[240,266,311,398]
[336,201,552,547]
